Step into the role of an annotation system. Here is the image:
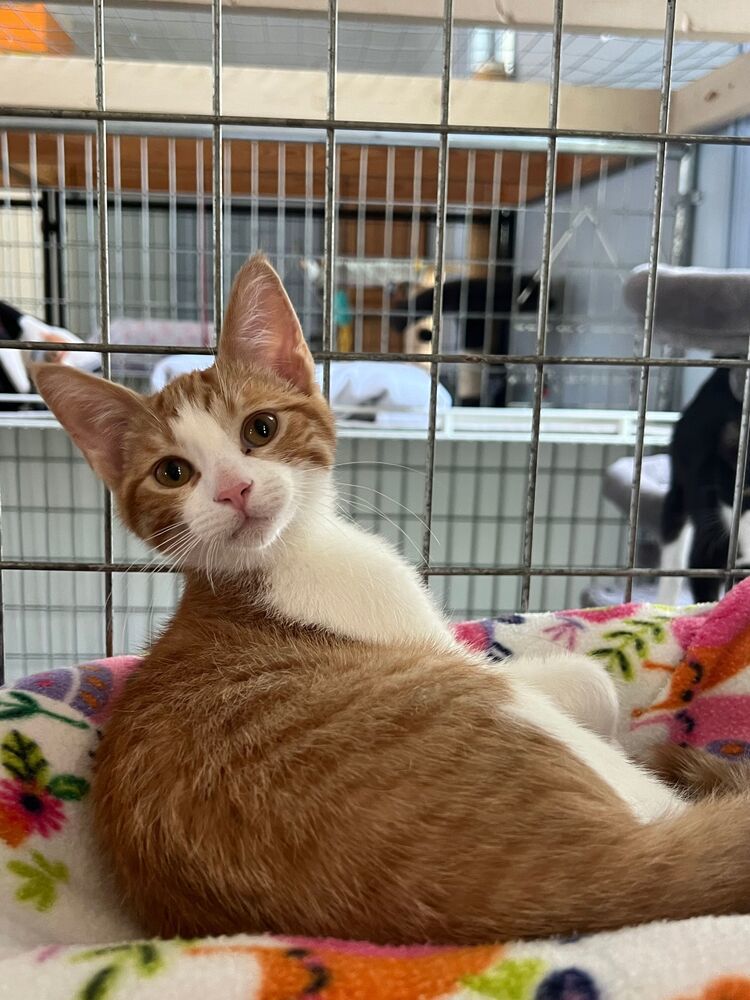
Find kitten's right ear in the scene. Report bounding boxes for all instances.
[32,364,144,490]
[219,253,316,394]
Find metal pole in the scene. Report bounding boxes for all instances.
[93,0,114,656]
[321,0,338,401]
[212,0,224,342]
[623,0,677,601]
[420,0,454,575]
[519,0,565,611]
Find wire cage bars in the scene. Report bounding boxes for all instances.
[0,0,749,681]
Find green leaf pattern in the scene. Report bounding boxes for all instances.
[80,966,120,1000]
[6,850,69,912]
[462,957,546,999]
[590,616,669,681]
[1,729,50,785]
[0,690,90,730]
[72,943,166,1000]
[46,774,90,801]
[1,730,90,804]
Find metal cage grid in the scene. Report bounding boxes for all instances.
[0,0,749,683]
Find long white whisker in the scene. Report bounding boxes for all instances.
[341,496,424,560]
[208,537,220,594]
[115,536,182,577]
[166,533,201,571]
[335,481,439,545]
[335,460,424,477]
[142,522,186,543]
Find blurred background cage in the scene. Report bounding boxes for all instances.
[0,0,750,680]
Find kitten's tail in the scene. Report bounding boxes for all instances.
[551,793,750,936]
[650,743,750,799]
[615,794,750,926]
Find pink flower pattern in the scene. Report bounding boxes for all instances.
[0,778,65,840]
[542,617,585,651]
[0,727,89,848]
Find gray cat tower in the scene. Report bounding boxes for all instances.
[581,264,750,607]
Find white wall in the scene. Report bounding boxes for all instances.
[0,197,44,316]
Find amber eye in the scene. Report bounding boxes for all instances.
[242,412,278,449]
[154,457,194,488]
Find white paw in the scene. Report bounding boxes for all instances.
[503,653,620,741]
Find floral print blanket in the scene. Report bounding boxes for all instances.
[4,582,750,999]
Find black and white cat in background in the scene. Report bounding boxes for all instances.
[0,300,100,410]
[389,271,545,407]
[659,367,750,604]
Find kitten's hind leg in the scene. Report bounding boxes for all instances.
[502,654,620,741]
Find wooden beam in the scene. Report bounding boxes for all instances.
[4,130,620,207]
[670,52,750,135]
[47,0,750,41]
[0,54,660,134]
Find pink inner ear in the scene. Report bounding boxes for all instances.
[272,341,316,391]
[32,364,145,490]
[220,255,316,394]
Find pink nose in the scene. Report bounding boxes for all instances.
[214,481,252,513]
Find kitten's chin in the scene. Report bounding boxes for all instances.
[229,514,281,549]
[193,509,294,573]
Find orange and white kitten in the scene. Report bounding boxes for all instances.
[34,256,750,945]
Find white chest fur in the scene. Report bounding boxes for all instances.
[264,515,454,646]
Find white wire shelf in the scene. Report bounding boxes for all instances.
[0,401,677,446]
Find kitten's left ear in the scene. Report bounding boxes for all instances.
[219,253,317,394]
[31,364,145,490]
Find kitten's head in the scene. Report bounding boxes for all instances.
[33,255,336,576]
